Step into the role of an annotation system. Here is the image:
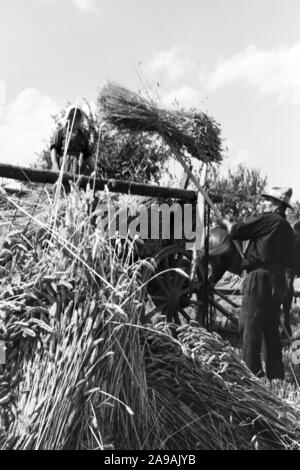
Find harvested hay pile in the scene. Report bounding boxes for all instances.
[0,187,300,450]
[98,83,223,163]
[0,186,52,241]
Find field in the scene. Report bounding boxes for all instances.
[0,184,299,450]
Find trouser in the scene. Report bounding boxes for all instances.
[59,154,85,193]
[282,271,294,337]
[239,268,285,380]
[60,154,83,175]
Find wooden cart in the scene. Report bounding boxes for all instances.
[0,163,239,331]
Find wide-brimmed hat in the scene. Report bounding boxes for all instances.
[262,186,293,209]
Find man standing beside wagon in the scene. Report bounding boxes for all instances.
[221,187,294,380]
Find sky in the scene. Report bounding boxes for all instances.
[0,0,300,199]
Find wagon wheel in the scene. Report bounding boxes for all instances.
[141,245,205,325]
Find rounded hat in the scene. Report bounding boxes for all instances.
[261,186,293,209]
[65,105,84,121]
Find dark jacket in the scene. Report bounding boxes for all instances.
[50,126,91,160]
[230,212,294,272]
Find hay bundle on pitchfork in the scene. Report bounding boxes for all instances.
[97,82,240,247]
[97,82,223,164]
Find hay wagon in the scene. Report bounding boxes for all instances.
[0,162,239,333]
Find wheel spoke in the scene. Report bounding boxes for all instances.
[151,294,167,302]
[173,309,181,325]
[160,255,169,269]
[155,277,169,294]
[171,272,182,288]
[164,271,175,288]
[168,254,176,269]
[188,299,203,307]
[166,308,173,323]
[161,307,168,318]
[176,270,191,289]
[146,305,166,322]
[179,309,191,321]
[180,287,191,295]
[175,252,184,267]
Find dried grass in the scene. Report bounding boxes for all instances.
[0,185,299,450]
[98,83,223,163]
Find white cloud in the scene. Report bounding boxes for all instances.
[231,149,250,166]
[0,81,5,109]
[202,43,300,104]
[72,0,101,14]
[38,0,102,15]
[219,138,251,177]
[161,86,201,108]
[0,88,59,168]
[146,45,194,81]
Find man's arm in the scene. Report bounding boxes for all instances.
[85,155,96,173]
[50,128,62,171]
[50,148,60,171]
[228,214,274,241]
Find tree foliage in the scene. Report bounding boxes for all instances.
[207,163,300,226]
[95,126,170,183]
[288,201,300,225]
[207,164,268,222]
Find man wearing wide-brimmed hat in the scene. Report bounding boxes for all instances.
[221,187,294,379]
[50,105,96,176]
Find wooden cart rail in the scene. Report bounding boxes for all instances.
[0,163,223,203]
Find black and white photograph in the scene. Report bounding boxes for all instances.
[0,0,300,453]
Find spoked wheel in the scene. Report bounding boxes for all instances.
[141,245,205,325]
